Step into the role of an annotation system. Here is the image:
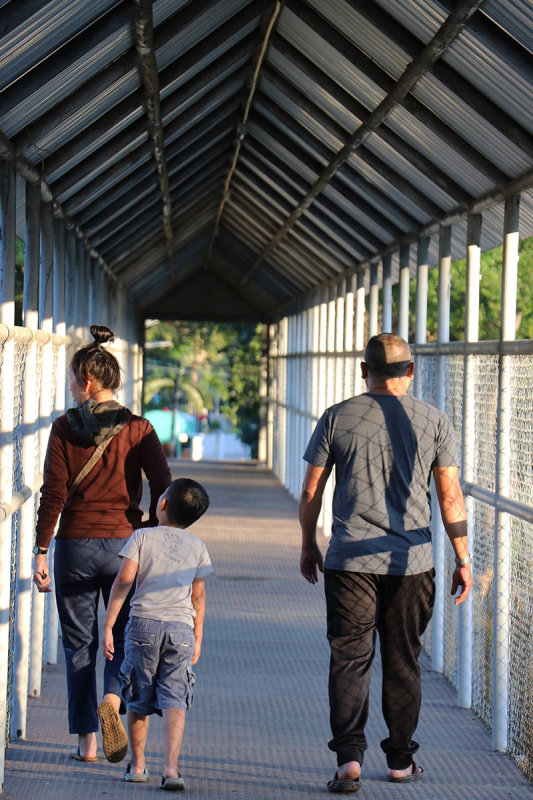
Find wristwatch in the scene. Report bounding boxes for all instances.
[455,555,471,566]
[32,546,48,555]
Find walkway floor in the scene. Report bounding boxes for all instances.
[3,461,532,798]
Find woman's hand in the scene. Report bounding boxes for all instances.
[102,626,115,661]
[33,555,51,593]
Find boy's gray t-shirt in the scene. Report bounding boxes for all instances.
[304,393,458,575]
[119,525,213,625]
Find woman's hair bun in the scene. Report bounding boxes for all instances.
[90,324,115,345]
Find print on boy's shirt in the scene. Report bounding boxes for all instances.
[163,531,183,562]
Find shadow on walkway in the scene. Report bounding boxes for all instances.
[3,461,531,798]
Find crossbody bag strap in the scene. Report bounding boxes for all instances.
[67,436,115,498]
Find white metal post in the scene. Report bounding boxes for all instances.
[414,236,429,398]
[344,274,355,398]
[492,195,519,752]
[47,217,66,666]
[14,181,40,736]
[267,324,274,471]
[382,255,392,333]
[432,225,451,673]
[335,282,344,402]
[354,271,366,396]
[369,264,379,338]
[459,213,481,708]
[398,244,410,341]
[0,158,16,789]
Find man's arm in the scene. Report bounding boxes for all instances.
[191,578,206,665]
[299,463,332,584]
[102,556,138,660]
[433,466,473,606]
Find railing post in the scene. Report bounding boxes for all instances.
[0,158,16,789]
[369,263,379,338]
[398,244,410,341]
[344,274,354,397]
[382,255,392,333]
[432,224,451,673]
[414,236,429,398]
[12,181,39,738]
[354,271,365,396]
[459,213,481,708]
[492,195,519,751]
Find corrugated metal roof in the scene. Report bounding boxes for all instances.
[1,0,532,322]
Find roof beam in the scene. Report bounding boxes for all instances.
[133,0,173,258]
[203,1,284,271]
[240,0,486,286]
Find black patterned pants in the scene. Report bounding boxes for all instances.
[324,568,435,770]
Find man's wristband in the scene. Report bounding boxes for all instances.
[455,555,471,567]
[32,546,48,556]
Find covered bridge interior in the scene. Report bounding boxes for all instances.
[0,0,533,791]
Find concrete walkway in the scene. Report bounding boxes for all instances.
[3,461,532,798]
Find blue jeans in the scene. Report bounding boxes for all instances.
[54,538,134,734]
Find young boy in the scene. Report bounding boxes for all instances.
[101,478,212,791]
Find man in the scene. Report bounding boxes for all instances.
[299,333,472,793]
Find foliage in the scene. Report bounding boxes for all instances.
[387,236,533,341]
[144,321,263,457]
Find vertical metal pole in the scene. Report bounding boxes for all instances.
[47,217,66,666]
[354,271,366,396]
[65,228,77,408]
[335,282,344,401]
[267,324,274,471]
[74,234,84,345]
[0,159,16,789]
[317,291,328,528]
[13,182,39,738]
[322,287,336,537]
[432,224,451,673]
[344,274,355,398]
[280,316,288,488]
[459,213,481,708]
[368,264,379,338]
[414,236,429,398]
[258,325,268,465]
[398,244,410,341]
[382,255,392,332]
[492,195,519,752]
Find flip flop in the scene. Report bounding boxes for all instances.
[327,772,360,793]
[124,763,149,783]
[388,761,424,783]
[98,700,128,763]
[70,746,97,763]
[160,774,186,791]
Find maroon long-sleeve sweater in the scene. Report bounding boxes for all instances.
[35,413,172,549]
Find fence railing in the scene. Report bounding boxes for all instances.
[267,334,533,781]
[0,323,141,789]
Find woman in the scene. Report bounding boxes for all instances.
[33,325,172,763]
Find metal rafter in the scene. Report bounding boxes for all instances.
[240,0,486,287]
[203,0,283,270]
[133,0,173,258]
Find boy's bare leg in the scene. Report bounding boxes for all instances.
[127,711,149,774]
[102,692,121,712]
[163,708,186,778]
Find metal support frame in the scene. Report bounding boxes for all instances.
[492,194,519,752]
[431,224,452,673]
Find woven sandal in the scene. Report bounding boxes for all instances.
[97,701,128,763]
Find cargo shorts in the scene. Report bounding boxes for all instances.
[119,616,196,716]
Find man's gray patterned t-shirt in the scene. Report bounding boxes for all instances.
[303,393,458,575]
